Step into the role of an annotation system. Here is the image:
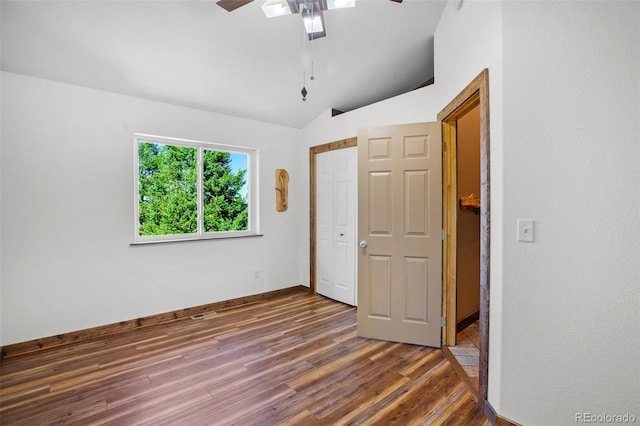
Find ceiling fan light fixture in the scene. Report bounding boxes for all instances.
[261,0,292,17]
[326,0,355,10]
[302,15,323,33]
[302,9,324,34]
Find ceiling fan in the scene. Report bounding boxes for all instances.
[216,0,403,40]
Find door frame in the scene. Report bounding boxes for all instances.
[438,69,490,403]
[309,137,357,295]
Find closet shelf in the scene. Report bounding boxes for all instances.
[459,193,480,214]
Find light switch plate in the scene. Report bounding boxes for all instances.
[517,219,535,242]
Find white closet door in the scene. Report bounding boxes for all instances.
[316,147,357,306]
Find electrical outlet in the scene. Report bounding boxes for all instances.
[517,219,535,242]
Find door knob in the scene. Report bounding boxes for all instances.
[359,240,368,248]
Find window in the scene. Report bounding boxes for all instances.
[134,134,258,243]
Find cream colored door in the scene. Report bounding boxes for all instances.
[357,123,442,347]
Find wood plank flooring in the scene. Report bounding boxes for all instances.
[0,291,489,425]
[444,321,481,403]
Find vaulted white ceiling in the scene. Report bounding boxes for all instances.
[1,0,446,128]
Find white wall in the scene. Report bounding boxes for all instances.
[0,72,306,345]
[499,2,640,424]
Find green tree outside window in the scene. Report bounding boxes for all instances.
[137,141,249,238]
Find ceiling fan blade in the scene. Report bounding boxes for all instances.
[216,0,254,12]
[389,0,403,3]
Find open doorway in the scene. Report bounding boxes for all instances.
[456,104,482,331]
[448,104,481,394]
[439,69,490,406]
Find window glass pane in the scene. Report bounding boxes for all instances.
[202,150,249,232]
[138,142,198,236]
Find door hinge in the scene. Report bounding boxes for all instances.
[442,229,447,240]
[441,316,446,327]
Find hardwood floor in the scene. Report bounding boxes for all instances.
[444,321,480,402]
[0,290,489,425]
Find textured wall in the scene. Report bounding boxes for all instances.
[499,1,640,423]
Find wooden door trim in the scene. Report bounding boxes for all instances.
[309,137,357,294]
[437,68,490,403]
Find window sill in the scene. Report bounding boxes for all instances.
[130,233,264,246]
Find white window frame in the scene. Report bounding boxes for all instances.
[133,133,259,244]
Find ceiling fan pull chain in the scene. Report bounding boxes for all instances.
[310,61,315,81]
